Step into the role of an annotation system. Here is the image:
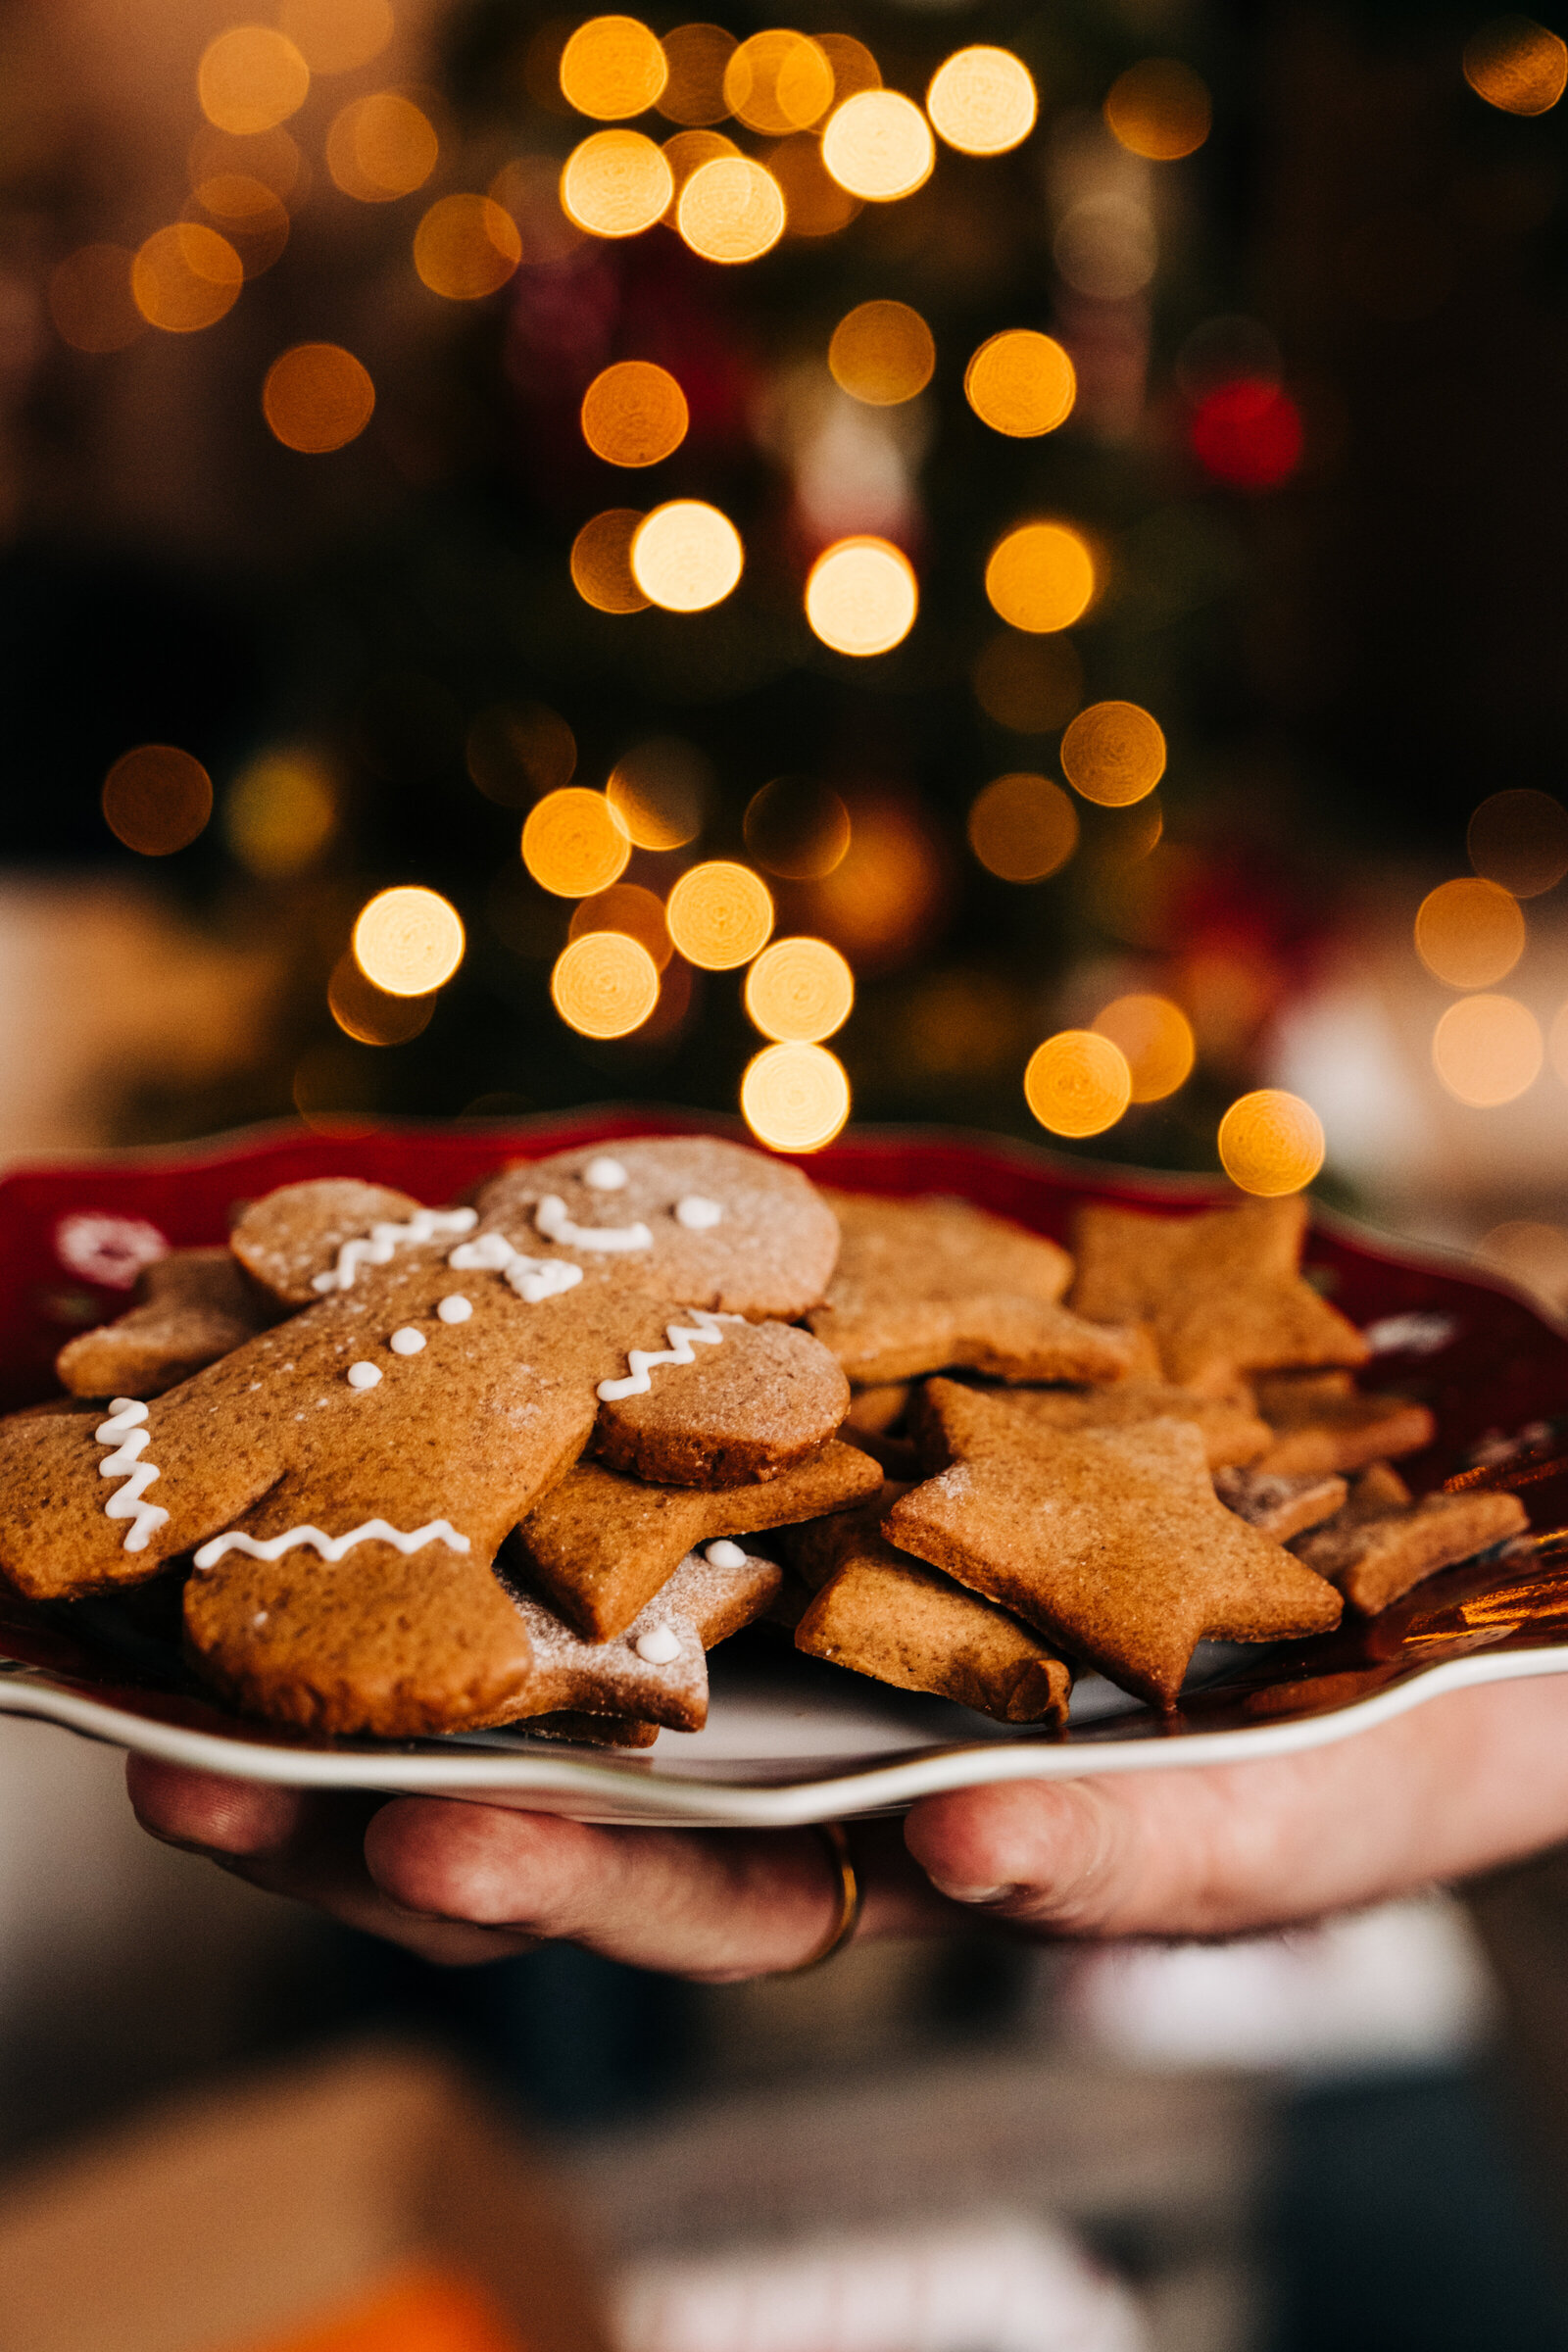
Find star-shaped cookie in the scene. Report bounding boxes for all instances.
[808,1193,1141,1385]
[1250,1370,1434,1476]
[886,1380,1342,1703]
[1291,1462,1528,1614]
[1068,1195,1369,1395]
[908,1376,1271,1472]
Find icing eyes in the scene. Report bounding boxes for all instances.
[346,1361,381,1389]
[676,1195,723,1231]
[438,1294,472,1324]
[389,1327,425,1355]
[584,1156,628,1191]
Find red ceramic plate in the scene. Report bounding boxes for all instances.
[0,1111,1564,1828]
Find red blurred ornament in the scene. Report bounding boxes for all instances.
[1189,376,1302,490]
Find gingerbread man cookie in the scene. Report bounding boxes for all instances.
[57,1249,275,1400]
[808,1193,1141,1386]
[1068,1195,1368,1395]
[0,1138,843,1736]
[886,1378,1342,1704]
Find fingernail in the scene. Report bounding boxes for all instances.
[930,1879,1011,1905]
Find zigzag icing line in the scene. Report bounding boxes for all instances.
[447,1231,583,1302]
[597,1309,743,1401]
[193,1518,471,1571]
[96,1397,171,1553]
[312,1206,478,1294]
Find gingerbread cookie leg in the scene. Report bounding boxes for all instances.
[1292,1463,1528,1614]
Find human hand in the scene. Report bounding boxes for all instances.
[126,1675,1568,1975]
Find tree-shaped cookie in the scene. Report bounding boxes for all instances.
[1068,1195,1368,1394]
[808,1193,1141,1385]
[0,1138,843,1736]
[886,1379,1343,1704]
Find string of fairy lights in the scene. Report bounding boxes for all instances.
[71,3,1568,1196]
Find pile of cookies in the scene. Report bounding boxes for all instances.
[0,1139,1528,1746]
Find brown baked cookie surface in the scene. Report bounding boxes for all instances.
[808,1193,1137,1385]
[516,1439,881,1640]
[909,1377,1271,1472]
[887,1379,1342,1704]
[57,1249,276,1399]
[1214,1464,1348,1542]
[1251,1369,1436,1475]
[1068,1196,1369,1394]
[790,1496,1071,1726]
[1292,1461,1528,1614]
[594,1318,850,1486]
[231,1179,431,1307]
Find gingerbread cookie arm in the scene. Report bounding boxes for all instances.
[515,1440,881,1640]
[592,1319,851,1487]
[1293,1470,1528,1614]
[57,1249,276,1400]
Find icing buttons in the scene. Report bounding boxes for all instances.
[312,1206,477,1295]
[95,1396,171,1553]
[389,1327,425,1355]
[704,1539,748,1568]
[195,1518,471,1570]
[347,1361,382,1390]
[448,1230,584,1302]
[634,1623,682,1665]
[584,1156,628,1191]
[536,1195,652,1253]
[675,1195,723,1231]
[597,1308,743,1401]
[437,1295,472,1324]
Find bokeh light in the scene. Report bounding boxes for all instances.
[414,195,521,298]
[817,35,881,100]
[199,26,311,134]
[745,779,852,880]
[821,91,935,202]
[522,787,633,897]
[1414,877,1526,988]
[724,32,834,135]
[192,174,290,276]
[1218,1089,1325,1194]
[48,246,143,354]
[225,748,337,877]
[262,343,374,452]
[102,747,213,857]
[1464,17,1567,114]
[676,156,785,262]
[1468,789,1568,899]
[1549,1001,1568,1086]
[666,861,774,967]
[1432,995,1543,1105]
[1054,196,1156,300]
[662,129,739,207]
[964,330,1075,437]
[1475,1220,1568,1304]
[189,124,305,207]
[551,933,661,1037]
[325,94,439,201]
[490,156,586,259]
[568,882,673,968]
[581,362,688,466]
[328,952,434,1046]
[1092,994,1195,1102]
[132,224,243,333]
[806,538,918,656]
[561,17,669,118]
[745,938,854,1042]
[562,131,673,236]
[926,47,1037,156]
[279,0,392,74]
[1104,59,1212,159]
[467,704,577,806]
[829,301,935,405]
[971,633,1083,732]
[741,1042,851,1151]
[571,509,652,612]
[1060,702,1166,808]
[985,523,1095,633]
[353,886,466,995]
[658,24,737,124]
[1024,1031,1132,1138]
[607,737,710,847]
[808,794,948,973]
[631,501,744,611]
[967,773,1078,882]
[767,134,861,235]
[1190,379,1303,490]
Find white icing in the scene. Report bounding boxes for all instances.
[389,1327,425,1355]
[448,1230,583,1302]
[597,1308,742,1401]
[95,1396,170,1553]
[635,1623,682,1664]
[584,1156,628,1191]
[675,1194,724,1231]
[194,1519,470,1571]
[312,1206,477,1294]
[347,1361,381,1389]
[536,1194,652,1253]
[704,1539,747,1568]
[438,1294,472,1324]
